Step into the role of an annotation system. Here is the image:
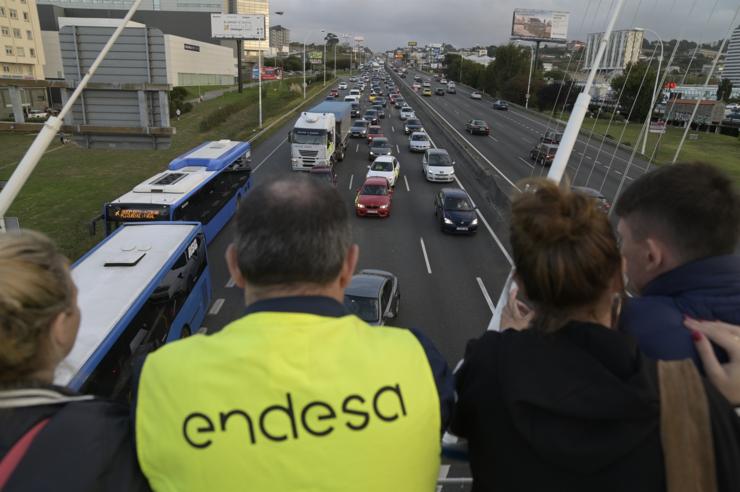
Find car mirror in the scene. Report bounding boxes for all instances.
[367,165,371,169]
[452,161,456,165]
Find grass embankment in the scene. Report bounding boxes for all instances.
[0,78,333,260]
[542,110,740,183]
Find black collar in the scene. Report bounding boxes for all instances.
[244,296,349,318]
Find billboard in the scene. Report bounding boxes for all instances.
[511,9,569,41]
[408,41,417,47]
[210,14,265,40]
[309,51,323,64]
[252,66,282,80]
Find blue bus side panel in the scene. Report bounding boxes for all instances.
[165,268,212,343]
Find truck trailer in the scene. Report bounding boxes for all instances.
[290,101,352,171]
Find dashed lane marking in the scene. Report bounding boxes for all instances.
[209,298,225,315]
[420,237,432,274]
[476,277,495,314]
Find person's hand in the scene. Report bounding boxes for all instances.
[501,285,534,331]
[684,318,740,406]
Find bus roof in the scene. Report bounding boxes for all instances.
[54,223,201,387]
[109,139,250,207]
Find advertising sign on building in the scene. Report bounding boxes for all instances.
[252,66,283,80]
[649,121,667,134]
[408,41,417,47]
[511,9,569,41]
[309,51,323,64]
[210,14,265,40]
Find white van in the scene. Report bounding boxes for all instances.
[349,89,361,97]
[447,82,456,94]
[344,95,359,103]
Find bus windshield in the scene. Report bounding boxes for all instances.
[292,129,327,145]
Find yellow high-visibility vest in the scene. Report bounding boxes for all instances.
[136,311,441,492]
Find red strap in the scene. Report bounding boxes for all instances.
[0,418,50,490]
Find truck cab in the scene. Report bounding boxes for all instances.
[290,102,352,171]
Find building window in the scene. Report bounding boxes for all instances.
[16,47,24,57]
[9,9,18,19]
[0,7,5,17]
[20,0,27,3]
[22,11,29,21]
[13,28,21,38]
[26,30,32,39]
[2,65,9,73]
[29,48,35,57]
[5,45,13,56]
[1,27,8,37]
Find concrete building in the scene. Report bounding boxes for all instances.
[228,0,268,57]
[0,0,45,79]
[269,24,288,50]
[583,29,644,72]
[724,24,740,86]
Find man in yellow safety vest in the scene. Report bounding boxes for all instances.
[134,174,453,492]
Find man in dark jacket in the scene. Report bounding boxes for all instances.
[615,162,740,367]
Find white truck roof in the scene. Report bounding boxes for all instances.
[295,112,334,131]
[55,223,199,387]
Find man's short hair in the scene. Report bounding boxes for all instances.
[615,162,740,262]
[234,174,351,287]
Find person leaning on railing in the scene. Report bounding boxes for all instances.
[0,231,150,492]
[450,179,740,492]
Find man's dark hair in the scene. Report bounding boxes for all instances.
[234,174,351,287]
[615,162,740,262]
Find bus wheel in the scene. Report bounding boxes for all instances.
[181,325,192,338]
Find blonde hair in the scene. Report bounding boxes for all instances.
[0,230,73,383]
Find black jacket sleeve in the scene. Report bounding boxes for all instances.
[408,328,455,433]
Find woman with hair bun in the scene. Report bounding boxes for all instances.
[451,179,740,492]
[0,231,150,491]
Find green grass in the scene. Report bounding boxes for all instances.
[177,84,235,99]
[0,77,334,260]
[540,110,740,183]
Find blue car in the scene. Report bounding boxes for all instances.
[434,188,479,234]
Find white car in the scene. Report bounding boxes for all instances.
[338,82,348,90]
[470,92,483,100]
[440,78,448,84]
[399,107,415,120]
[412,82,421,91]
[367,155,400,187]
[409,132,431,153]
[422,148,455,182]
[349,89,361,97]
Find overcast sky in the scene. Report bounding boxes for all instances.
[271,0,739,51]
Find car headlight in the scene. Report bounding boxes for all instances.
[356,203,366,209]
[443,217,454,225]
[471,218,479,226]
[379,204,389,209]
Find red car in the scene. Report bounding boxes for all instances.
[389,93,398,104]
[367,125,384,144]
[355,177,393,218]
[329,89,339,98]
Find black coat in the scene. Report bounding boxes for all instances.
[0,386,150,492]
[451,321,740,492]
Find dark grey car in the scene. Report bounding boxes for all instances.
[344,269,401,326]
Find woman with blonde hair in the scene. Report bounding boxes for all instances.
[0,230,149,491]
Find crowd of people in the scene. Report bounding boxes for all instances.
[1,162,739,491]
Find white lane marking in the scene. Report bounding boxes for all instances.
[520,136,529,142]
[392,125,395,132]
[476,277,495,313]
[518,156,534,169]
[396,144,401,154]
[420,237,432,274]
[348,174,354,190]
[209,298,225,315]
[489,135,498,142]
[252,137,287,173]
[225,278,236,288]
[196,326,209,335]
[404,175,410,192]
[356,144,359,152]
[436,464,451,492]
[585,156,592,160]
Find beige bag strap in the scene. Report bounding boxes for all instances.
[658,359,718,492]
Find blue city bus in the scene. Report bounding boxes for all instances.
[54,222,212,400]
[104,140,252,244]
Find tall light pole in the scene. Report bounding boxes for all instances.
[637,28,664,156]
[323,36,327,86]
[303,29,325,99]
[525,44,534,109]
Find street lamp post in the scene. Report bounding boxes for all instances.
[303,29,325,99]
[323,37,327,86]
[525,45,534,109]
[637,28,664,156]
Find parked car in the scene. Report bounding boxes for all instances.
[308,166,337,187]
[368,137,392,161]
[572,186,611,213]
[351,119,370,138]
[367,125,384,144]
[465,119,490,135]
[404,118,424,135]
[422,148,455,183]
[367,155,400,187]
[344,269,401,325]
[540,130,564,144]
[529,142,559,166]
[470,92,483,100]
[355,176,394,218]
[409,132,431,152]
[434,188,478,234]
[435,88,445,96]
[493,100,509,110]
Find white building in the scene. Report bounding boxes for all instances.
[583,29,644,72]
[724,24,740,86]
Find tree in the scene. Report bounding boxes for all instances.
[717,78,733,102]
[536,81,579,112]
[610,61,658,122]
[487,44,530,98]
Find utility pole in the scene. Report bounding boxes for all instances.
[237,39,243,93]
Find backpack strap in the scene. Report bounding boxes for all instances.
[0,418,50,490]
[658,359,718,492]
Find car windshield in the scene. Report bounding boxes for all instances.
[353,120,368,128]
[444,197,474,211]
[368,127,382,135]
[361,183,388,195]
[371,160,393,171]
[344,295,379,322]
[428,153,452,166]
[292,129,326,145]
[411,134,428,141]
[309,171,332,183]
[407,119,421,126]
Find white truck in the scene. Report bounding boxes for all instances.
[290,101,352,171]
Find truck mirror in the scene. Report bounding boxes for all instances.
[287,131,292,143]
